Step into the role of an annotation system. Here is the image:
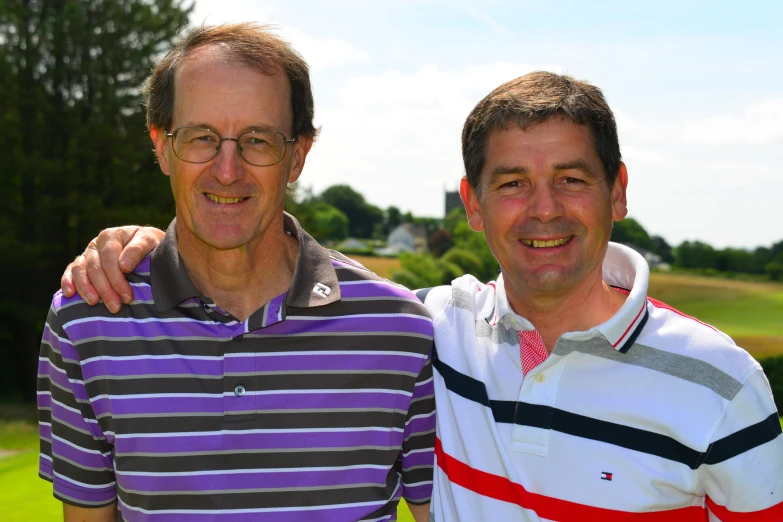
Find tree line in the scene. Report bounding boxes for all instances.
[611,218,783,281]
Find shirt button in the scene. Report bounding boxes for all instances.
[234,384,246,397]
[535,374,546,384]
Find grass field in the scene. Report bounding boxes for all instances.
[352,256,783,359]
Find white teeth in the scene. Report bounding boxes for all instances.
[522,238,570,248]
[206,193,245,204]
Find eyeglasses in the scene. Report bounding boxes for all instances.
[164,127,296,167]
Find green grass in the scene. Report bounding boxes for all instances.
[648,273,783,358]
[0,417,63,521]
[648,273,783,338]
[0,452,62,521]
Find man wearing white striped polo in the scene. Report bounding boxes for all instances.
[417,71,783,521]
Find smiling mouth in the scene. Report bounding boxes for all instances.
[520,237,574,248]
[205,193,249,204]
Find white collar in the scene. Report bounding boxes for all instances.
[485,242,650,353]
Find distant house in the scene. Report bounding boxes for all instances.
[622,243,670,270]
[376,223,429,256]
[337,238,369,251]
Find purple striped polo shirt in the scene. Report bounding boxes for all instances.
[37,213,435,522]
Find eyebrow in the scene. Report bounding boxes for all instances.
[486,165,529,184]
[553,160,599,179]
[178,122,280,134]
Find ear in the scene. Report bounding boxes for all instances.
[611,162,629,221]
[460,177,484,232]
[286,136,313,185]
[150,127,171,177]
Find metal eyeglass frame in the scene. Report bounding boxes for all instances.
[164,126,296,167]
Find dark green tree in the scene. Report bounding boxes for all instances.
[650,235,674,263]
[385,206,402,235]
[321,184,384,238]
[610,218,654,251]
[675,241,718,269]
[0,0,191,399]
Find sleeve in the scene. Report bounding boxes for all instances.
[400,344,436,505]
[37,300,117,508]
[698,369,783,522]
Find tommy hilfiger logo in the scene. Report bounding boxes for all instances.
[601,471,613,481]
[313,283,331,298]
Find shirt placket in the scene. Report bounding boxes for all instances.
[512,328,564,455]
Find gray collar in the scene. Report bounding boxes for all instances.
[150,212,341,313]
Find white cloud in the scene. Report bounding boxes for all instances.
[304,63,540,214]
[283,28,370,70]
[676,96,783,145]
[189,1,369,71]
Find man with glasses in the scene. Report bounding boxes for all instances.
[37,23,434,522]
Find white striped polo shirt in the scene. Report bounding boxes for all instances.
[418,243,783,521]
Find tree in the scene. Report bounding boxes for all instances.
[302,202,349,242]
[428,229,454,257]
[385,206,402,234]
[0,0,191,400]
[610,218,654,251]
[650,235,674,263]
[321,184,384,238]
[675,241,718,269]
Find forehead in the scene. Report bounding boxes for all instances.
[171,45,292,131]
[483,119,599,173]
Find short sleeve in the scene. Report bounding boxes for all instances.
[37,299,117,508]
[400,344,436,505]
[698,370,783,521]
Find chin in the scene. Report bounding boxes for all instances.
[520,267,582,292]
[196,230,254,251]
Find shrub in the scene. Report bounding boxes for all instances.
[758,355,783,412]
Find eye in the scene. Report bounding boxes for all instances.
[500,180,521,189]
[561,176,586,185]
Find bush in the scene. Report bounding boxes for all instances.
[758,355,783,412]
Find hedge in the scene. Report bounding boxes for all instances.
[758,354,783,412]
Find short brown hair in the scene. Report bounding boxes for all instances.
[143,22,318,140]
[462,71,620,192]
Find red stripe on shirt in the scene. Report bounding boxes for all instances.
[612,300,647,348]
[646,297,719,332]
[435,438,707,522]
[706,496,783,522]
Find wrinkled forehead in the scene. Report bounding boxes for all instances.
[484,120,600,167]
[171,44,292,131]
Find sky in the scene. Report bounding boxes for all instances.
[188,0,783,249]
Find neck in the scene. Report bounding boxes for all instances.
[176,212,298,321]
[503,265,627,353]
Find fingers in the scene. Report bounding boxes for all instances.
[85,237,124,313]
[60,225,163,314]
[61,254,99,305]
[96,226,142,310]
[118,227,165,273]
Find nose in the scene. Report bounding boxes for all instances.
[527,182,564,223]
[211,139,245,185]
